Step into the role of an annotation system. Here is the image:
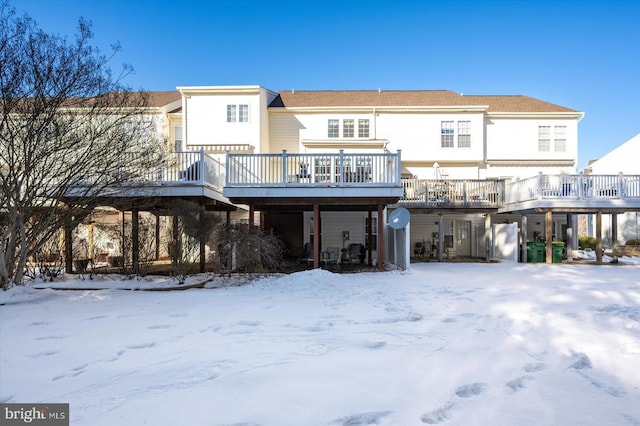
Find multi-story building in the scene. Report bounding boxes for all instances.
[111,85,638,269]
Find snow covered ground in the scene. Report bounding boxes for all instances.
[1,262,639,425]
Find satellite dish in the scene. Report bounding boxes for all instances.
[388,207,410,229]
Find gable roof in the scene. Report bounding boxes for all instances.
[269,90,579,113]
[147,91,181,107]
[588,133,640,174]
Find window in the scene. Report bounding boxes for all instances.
[538,126,551,151]
[226,105,237,122]
[365,217,378,250]
[356,157,372,182]
[239,104,249,122]
[315,157,331,182]
[328,119,339,138]
[174,126,183,151]
[457,121,471,148]
[441,121,454,148]
[227,104,249,123]
[343,119,354,138]
[358,119,370,138]
[554,125,566,152]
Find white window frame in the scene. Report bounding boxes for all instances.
[441,121,454,148]
[174,126,183,151]
[554,125,566,152]
[538,126,551,152]
[239,104,249,123]
[328,119,339,138]
[358,119,370,138]
[365,217,377,250]
[457,121,471,148]
[343,119,354,138]
[226,105,237,123]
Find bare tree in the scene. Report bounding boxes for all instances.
[0,2,162,288]
[169,200,220,283]
[214,223,284,276]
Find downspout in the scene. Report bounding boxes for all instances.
[183,95,189,148]
[373,107,377,141]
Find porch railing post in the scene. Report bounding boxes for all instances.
[618,172,625,199]
[339,149,344,185]
[282,150,287,185]
[199,148,205,184]
[578,171,584,198]
[538,172,544,199]
[395,150,402,184]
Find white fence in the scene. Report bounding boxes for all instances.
[506,173,640,204]
[225,150,402,187]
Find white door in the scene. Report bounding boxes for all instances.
[456,221,471,257]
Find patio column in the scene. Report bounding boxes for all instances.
[521,215,528,263]
[377,204,384,271]
[611,213,618,247]
[132,209,139,275]
[596,211,603,264]
[566,214,574,263]
[545,211,552,264]
[313,203,320,269]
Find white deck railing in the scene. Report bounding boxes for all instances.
[399,178,505,208]
[505,172,640,204]
[114,149,225,191]
[225,150,402,187]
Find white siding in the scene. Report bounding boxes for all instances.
[184,94,262,148]
[376,112,484,163]
[269,114,304,153]
[486,118,578,163]
[302,211,378,252]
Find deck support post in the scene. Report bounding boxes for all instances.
[566,214,574,263]
[438,214,444,262]
[596,212,603,263]
[121,211,126,267]
[64,217,73,273]
[377,204,384,271]
[249,204,255,230]
[88,221,94,265]
[155,214,161,260]
[545,211,553,264]
[367,210,373,266]
[484,214,492,261]
[172,214,180,265]
[313,203,320,269]
[199,202,206,273]
[611,213,618,247]
[521,215,528,263]
[132,209,139,275]
[226,210,231,225]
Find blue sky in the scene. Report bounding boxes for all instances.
[11,0,640,170]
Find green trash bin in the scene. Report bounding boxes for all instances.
[552,242,565,263]
[527,241,545,263]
